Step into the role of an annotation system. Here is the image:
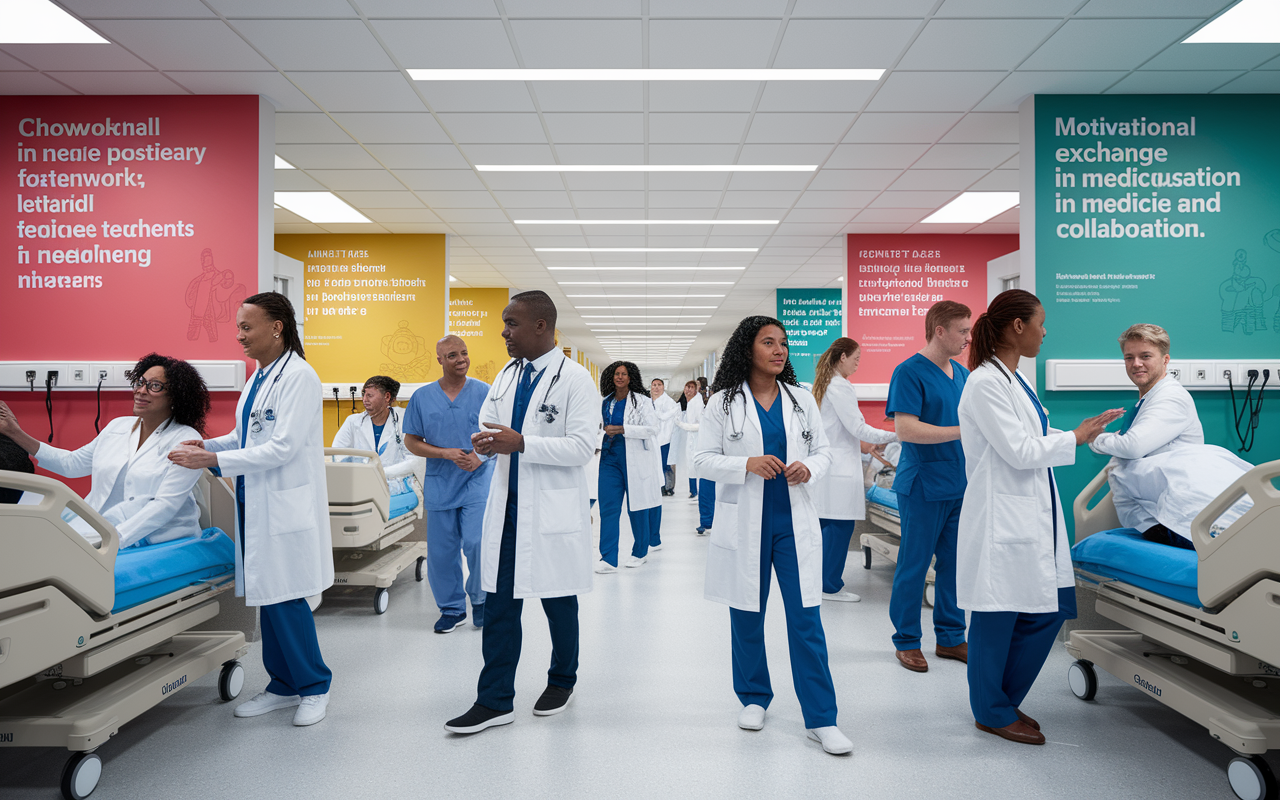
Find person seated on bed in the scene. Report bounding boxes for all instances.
[0,354,211,548]
[331,375,420,496]
[0,433,36,504]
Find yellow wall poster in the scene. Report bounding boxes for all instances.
[447,287,509,385]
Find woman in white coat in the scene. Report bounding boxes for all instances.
[956,290,1123,746]
[169,292,334,728]
[0,353,211,548]
[594,361,662,573]
[695,315,851,756]
[673,380,703,499]
[676,380,720,534]
[811,338,897,602]
[331,375,419,494]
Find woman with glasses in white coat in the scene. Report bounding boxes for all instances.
[810,338,897,603]
[957,289,1123,747]
[695,315,851,756]
[169,291,334,728]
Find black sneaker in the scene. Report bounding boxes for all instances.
[444,703,514,734]
[532,685,574,716]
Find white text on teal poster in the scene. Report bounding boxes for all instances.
[777,288,843,384]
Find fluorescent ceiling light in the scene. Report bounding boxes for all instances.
[575,306,719,309]
[274,155,295,170]
[549,267,745,271]
[273,192,371,224]
[410,69,883,81]
[449,276,457,282]
[920,192,1019,225]
[582,315,711,319]
[537,248,756,253]
[559,281,735,286]
[481,165,813,172]
[566,294,726,298]
[1184,0,1280,43]
[517,219,777,225]
[1,0,107,43]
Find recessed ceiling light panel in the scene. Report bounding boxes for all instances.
[920,192,1019,225]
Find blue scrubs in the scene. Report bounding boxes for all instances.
[698,479,716,529]
[819,518,857,593]
[886,354,969,652]
[236,361,331,698]
[403,378,494,616]
[476,363,578,712]
[729,395,838,729]
[598,395,651,566]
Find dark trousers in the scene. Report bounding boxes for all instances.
[819,518,857,594]
[698,479,716,528]
[661,444,674,492]
[476,505,579,712]
[261,599,332,697]
[889,492,965,651]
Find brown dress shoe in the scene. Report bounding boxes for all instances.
[935,642,968,663]
[975,719,1045,745]
[1015,708,1040,731]
[895,649,929,673]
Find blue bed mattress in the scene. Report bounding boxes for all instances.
[866,485,899,513]
[1071,528,1200,608]
[113,528,236,613]
[390,490,419,520]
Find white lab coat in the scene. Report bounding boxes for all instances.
[956,361,1076,614]
[477,352,597,599]
[207,353,333,607]
[331,408,421,492]
[35,416,203,548]
[604,391,662,511]
[1107,444,1253,536]
[812,379,897,521]
[695,382,832,612]
[587,424,604,502]
[651,393,679,447]
[674,393,706,480]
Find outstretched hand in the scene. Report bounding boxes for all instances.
[1073,408,1127,445]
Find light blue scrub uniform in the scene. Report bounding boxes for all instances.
[403,378,493,618]
[885,353,969,653]
[597,395,651,567]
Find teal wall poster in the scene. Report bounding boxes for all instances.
[777,288,844,385]
[1032,94,1280,536]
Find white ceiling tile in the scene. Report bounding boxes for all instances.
[1001,154,1019,169]
[870,191,961,209]
[1076,0,1233,17]
[840,222,911,233]
[416,82,538,113]
[214,0,357,16]
[649,113,750,144]
[372,19,517,68]
[275,207,308,224]
[437,209,511,223]
[420,192,502,208]
[384,223,454,233]
[649,0,788,16]
[913,143,1018,169]
[533,82,644,112]
[276,144,383,170]
[362,0,501,17]
[68,0,215,17]
[1106,70,1242,94]
[808,170,900,191]
[319,222,390,233]
[0,43,153,71]
[1143,44,1280,71]
[648,19,780,69]
[889,169,987,190]
[395,169,487,191]
[91,20,273,70]
[555,144,647,163]
[968,170,1018,190]
[646,173,731,191]
[274,222,328,233]
[328,113,450,144]
[510,20,642,68]
[825,143,930,170]
[774,20,920,68]
[167,71,316,111]
[233,20,394,70]
[747,113,854,144]
[647,192,724,208]
[934,0,1079,15]
[843,112,963,144]
[437,113,547,143]
[899,19,1059,71]
[648,82,760,113]
[458,143,556,163]
[1020,19,1201,71]
[768,236,838,248]
[986,207,1020,224]
[562,174,647,191]
[0,49,33,70]
[274,171,326,190]
[774,223,841,237]
[938,112,1019,144]
[725,173,813,191]
[504,0,640,15]
[721,191,800,207]
[793,190,880,208]
[363,144,471,169]
[290,71,424,112]
[47,71,186,94]
[543,113,643,144]
[0,74,75,97]
[756,81,876,113]
[867,71,1006,112]
[478,173,567,191]
[491,191,573,208]
[854,208,928,224]
[332,191,425,208]
[275,113,352,144]
[443,223,520,235]
[966,222,1019,234]
[974,70,1129,111]
[738,143,833,164]
[307,169,403,190]
[364,208,445,223]
[1212,71,1280,93]
[783,208,858,223]
[647,144,743,163]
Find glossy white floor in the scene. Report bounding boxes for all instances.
[2,492,1272,800]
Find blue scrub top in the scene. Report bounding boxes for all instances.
[372,422,385,451]
[886,353,969,501]
[403,377,493,511]
[601,396,627,459]
[756,395,792,535]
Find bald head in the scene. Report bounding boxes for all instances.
[436,335,470,383]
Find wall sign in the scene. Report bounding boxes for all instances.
[776,288,843,385]
[447,287,510,384]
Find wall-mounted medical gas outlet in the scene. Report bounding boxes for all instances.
[1045,359,1280,391]
[0,361,246,392]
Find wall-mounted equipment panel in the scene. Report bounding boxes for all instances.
[0,361,246,392]
[1045,360,1280,392]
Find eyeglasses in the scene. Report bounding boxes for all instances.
[131,378,168,394]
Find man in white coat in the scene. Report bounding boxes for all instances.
[444,290,597,735]
[651,378,679,497]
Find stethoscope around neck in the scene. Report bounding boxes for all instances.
[603,392,644,427]
[490,355,567,422]
[248,351,293,435]
[363,406,403,451]
[726,383,814,453]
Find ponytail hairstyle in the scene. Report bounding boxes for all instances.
[243,291,305,359]
[812,337,859,408]
[697,376,710,405]
[968,289,1042,372]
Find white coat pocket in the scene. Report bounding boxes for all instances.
[711,502,738,550]
[269,484,315,536]
[538,487,580,534]
[991,493,1039,545]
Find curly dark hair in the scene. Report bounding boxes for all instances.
[125,353,211,435]
[710,316,798,414]
[600,360,646,398]
[363,375,401,400]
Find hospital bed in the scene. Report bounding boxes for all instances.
[858,459,937,607]
[325,448,428,615]
[0,470,247,800]
[1067,461,1280,800]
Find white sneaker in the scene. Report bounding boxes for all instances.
[823,591,862,603]
[234,691,300,718]
[625,556,646,568]
[293,693,329,727]
[738,704,766,731]
[649,543,664,552]
[808,726,853,755]
[594,560,618,574]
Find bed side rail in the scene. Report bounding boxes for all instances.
[1194,459,1280,608]
[1072,465,1120,541]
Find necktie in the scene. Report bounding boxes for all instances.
[507,362,537,505]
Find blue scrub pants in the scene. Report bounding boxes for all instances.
[476,505,579,713]
[698,479,716,529]
[968,587,1077,728]
[889,492,965,651]
[819,518,857,594]
[729,514,838,729]
[660,444,674,492]
[260,599,332,697]
[426,503,486,615]
[598,444,651,566]
[689,479,698,497]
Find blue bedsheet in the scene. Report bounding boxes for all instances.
[1071,528,1200,608]
[113,528,236,613]
[390,490,419,520]
[866,485,899,512]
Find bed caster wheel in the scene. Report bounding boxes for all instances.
[862,545,872,570]
[218,661,244,702]
[1068,659,1098,701]
[415,557,425,582]
[60,751,102,800]
[374,588,390,615]
[1228,755,1278,800]
[924,583,935,608]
